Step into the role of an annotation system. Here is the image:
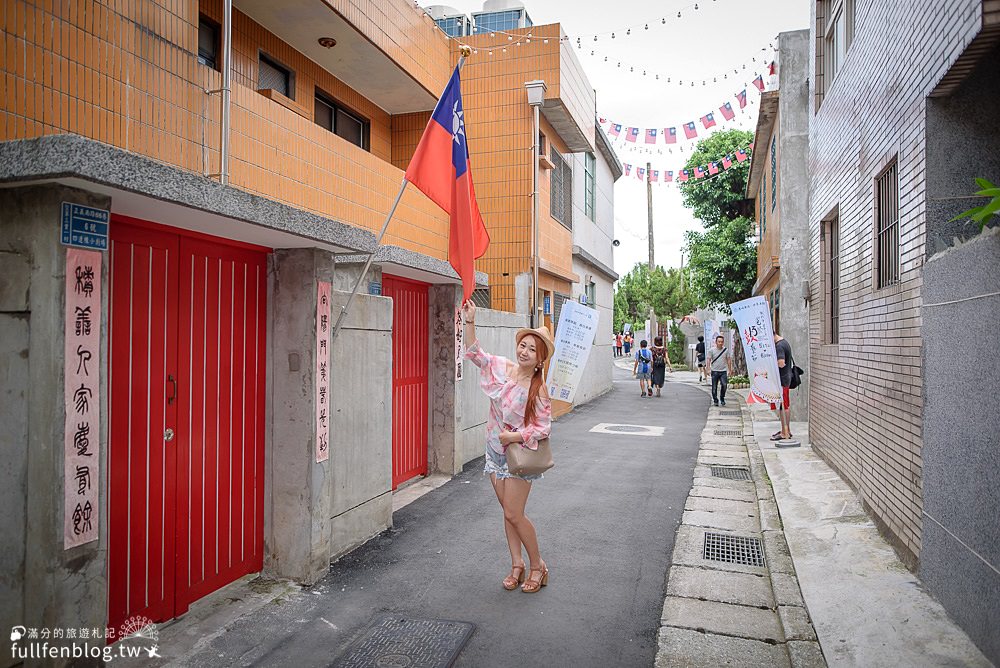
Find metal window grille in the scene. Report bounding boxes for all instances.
[585,152,596,220]
[550,148,573,229]
[825,217,840,343]
[876,160,899,288]
[259,54,290,98]
[770,137,777,211]
[553,292,569,328]
[470,287,491,309]
[197,18,218,69]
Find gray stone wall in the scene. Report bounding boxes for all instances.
[0,185,110,664]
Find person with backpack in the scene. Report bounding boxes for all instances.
[633,339,653,397]
[649,336,671,397]
[623,332,632,357]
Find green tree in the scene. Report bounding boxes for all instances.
[613,263,698,332]
[685,216,758,312]
[679,129,754,228]
[667,321,687,365]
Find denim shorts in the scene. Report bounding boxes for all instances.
[484,445,543,482]
[636,371,651,380]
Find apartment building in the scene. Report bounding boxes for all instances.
[0,0,615,648]
[746,29,810,418]
[807,0,1000,660]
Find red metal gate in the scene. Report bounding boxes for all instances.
[108,217,267,630]
[382,275,429,489]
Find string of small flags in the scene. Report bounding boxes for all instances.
[598,67,772,150]
[620,144,754,186]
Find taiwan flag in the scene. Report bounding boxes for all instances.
[624,164,632,176]
[665,127,677,144]
[694,165,706,178]
[651,170,659,182]
[753,75,765,91]
[645,128,658,144]
[736,89,747,109]
[700,113,716,129]
[609,123,622,138]
[735,148,749,162]
[683,122,698,139]
[598,116,607,124]
[636,167,646,180]
[626,127,640,142]
[678,169,689,182]
[708,161,719,175]
[719,102,735,121]
[405,65,489,301]
[722,155,733,169]
[665,170,674,182]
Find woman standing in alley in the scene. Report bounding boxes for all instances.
[649,336,671,397]
[461,300,553,594]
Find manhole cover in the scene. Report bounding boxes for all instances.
[713,428,743,437]
[710,466,751,481]
[702,532,766,568]
[721,409,742,417]
[606,425,650,433]
[335,616,475,668]
[589,423,665,437]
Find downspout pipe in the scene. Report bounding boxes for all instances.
[219,0,232,185]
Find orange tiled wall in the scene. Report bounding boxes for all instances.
[458,25,575,312]
[1,0,450,258]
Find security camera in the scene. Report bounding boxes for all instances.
[612,239,621,247]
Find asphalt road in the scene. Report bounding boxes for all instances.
[186,363,708,668]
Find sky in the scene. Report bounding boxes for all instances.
[436,0,811,276]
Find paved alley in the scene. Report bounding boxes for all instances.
[167,364,709,667]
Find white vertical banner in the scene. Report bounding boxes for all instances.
[703,318,713,347]
[64,248,101,548]
[729,296,782,405]
[547,300,600,403]
[316,282,331,463]
[455,306,465,381]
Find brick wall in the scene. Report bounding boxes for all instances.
[807,0,983,562]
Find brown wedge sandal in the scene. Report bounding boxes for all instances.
[521,563,548,593]
[503,565,526,591]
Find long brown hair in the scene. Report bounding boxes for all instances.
[523,333,549,424]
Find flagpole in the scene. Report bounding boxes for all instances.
[332,47,472,341]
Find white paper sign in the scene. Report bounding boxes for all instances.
[64,248,101,548]
[455,307,465,381]
[316,282,331,462]
[729,296,782,405]
[547,300,600,403]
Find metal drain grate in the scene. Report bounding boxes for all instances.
[710,466,751,481]
[335,616,475,668]
[703,532,766,568]
[713,428,743,437]
[721,409,742,417]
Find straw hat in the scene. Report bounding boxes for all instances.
[515,326,555,361]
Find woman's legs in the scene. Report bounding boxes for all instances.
[490,474,525,569]
[498,478,541,570]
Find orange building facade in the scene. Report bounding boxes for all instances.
[0,0,602,646]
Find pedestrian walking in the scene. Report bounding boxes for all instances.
[634,339,653,397]
[623,333,632,357]
[708,334,733,406]
[461,300,552,593]
[695,336,706,383]
[770,333,795,440]
[615,332,623,358]
[649,336,671,397]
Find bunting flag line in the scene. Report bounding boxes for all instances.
[753,74,765,91]
[645,128,657,144]
[665,127,677,144]
[617,145,755,188]
[736,89,748,108]
[719,102,735,121]
[700,112,717,129]
[683,122,698,140]
[627,126,640,142]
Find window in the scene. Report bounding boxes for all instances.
[435,16,469,37]
[817,0,855,100]
[823,214,840,343]
[759,178,766,241]
[473,9,531,34]
[584,281,597,308]
[875,159,899,288]
[538,131,547,155]
[770,287,781,334]
[259,54,292,98]
[584,152,596,220]
[314,92,369,151]
[197,17,219,69]
[550,147,573,229]
[770,136,778,212]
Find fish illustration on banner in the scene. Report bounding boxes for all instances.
[729,296,782,405]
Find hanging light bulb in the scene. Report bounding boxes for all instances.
[695,3,699,9]
[677,11,681,17]
[611,32,616,38]
[655,74,659,80]
[590,50,594,55]
[593,35,597,41]
[661,17,666,24]
[644,23,648,29]
[626,29,631,35]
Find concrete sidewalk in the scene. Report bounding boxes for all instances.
[748,412,993,668]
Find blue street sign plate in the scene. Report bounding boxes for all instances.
[61,202,109,250]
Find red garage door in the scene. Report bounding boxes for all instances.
[107,217,267,630]
[382,275,429,489]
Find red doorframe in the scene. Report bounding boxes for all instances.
[108,216,268,630]
[382,275,430,489]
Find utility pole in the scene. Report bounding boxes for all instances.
[680,251,685,291]
[646,161,654,270]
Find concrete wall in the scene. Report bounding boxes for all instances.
[775,29,811,420]
[0,185,110,665]
[920,45,1000,665]
[455,308,529,467]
